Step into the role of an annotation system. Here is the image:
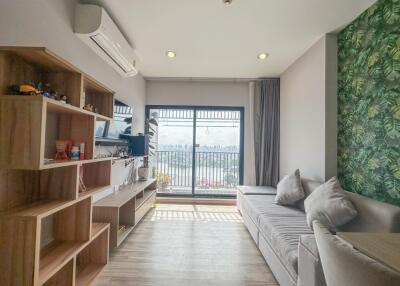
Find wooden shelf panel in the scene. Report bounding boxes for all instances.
[2,189,101,218]
[94,186,134,208]
[46,97,112,121]
[136,189,157,211]
[41,157,112,170]
[79,185,111,200]
[2,199,75,218]
[133,179,157,195]
[0,47,80,73]
[135,191,156,226]
[91,222,109,240]
[0,96,112,121]
[46,97,91,117]
[76,263,105,286]
[39,223,109,286]
[94,179,156,208]
[135,197,144,211]
[39,241,85,285]
[144,189,157,200]
[42,259,74,286]
[117,225,135,247]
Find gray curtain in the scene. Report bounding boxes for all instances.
[254,79,280,187]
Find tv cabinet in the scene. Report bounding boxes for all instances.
[93,179,157,248]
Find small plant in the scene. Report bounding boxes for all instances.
[157,173,171,192]
[143,115,158,168]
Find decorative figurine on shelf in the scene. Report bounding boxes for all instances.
[55,140,69,160]
[83,103,98,113]
[8,82,62,101]
[65,140,73,158]
[9,84,41,95]
[83,103,94,112]
[71,146,80,160]
[58,94,67,104]
[40,83,58,99]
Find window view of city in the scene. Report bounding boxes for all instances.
[151,109,241,196]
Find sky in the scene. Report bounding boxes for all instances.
[157,118,240,149]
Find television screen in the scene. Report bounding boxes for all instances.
[95,121,106,137]
[95,100,133,139]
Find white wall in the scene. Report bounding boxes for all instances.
[280,35,337,182]
[146,80,256,185]
[0,0,146,133]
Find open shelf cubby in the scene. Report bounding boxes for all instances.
[79,160,112,199]
[44,99,95,162]
[0,47,114,170]
[76,223,109,286]
[39,197,92,284]
[0,47,82,107]
[0,46,113,286]
[0,166,78,214]
[0,95,108,170]
[93,179,157,248]
[42,259,74,286]
[83,76,114,119]
[0,47,114,113]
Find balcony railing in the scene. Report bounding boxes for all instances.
[156,150,239,195]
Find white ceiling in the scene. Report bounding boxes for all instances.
[81,0,376,79]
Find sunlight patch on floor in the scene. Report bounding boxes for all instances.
[148,204,242,223]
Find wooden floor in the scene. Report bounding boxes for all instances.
[94,204,278,286]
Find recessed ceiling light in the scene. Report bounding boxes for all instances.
[258,53,269,60]
[223,0,233,4]
[166,51,176,58]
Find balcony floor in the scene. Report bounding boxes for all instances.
[158,186,237,196]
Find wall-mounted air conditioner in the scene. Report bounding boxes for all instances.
[75,4,139,77]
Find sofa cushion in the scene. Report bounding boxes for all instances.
[237,185,277,195]
[275,169,305,206]
[259,214,313,279]
[297,179,323,211]
[305,177,358,231]
[241,195,305,227]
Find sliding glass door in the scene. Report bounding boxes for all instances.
[146,106,243,197]
[194,109,242,196]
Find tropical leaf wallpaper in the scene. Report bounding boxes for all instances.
[338,0,400,206]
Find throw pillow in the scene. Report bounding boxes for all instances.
[275,169,305,205]
[304,177,358,231]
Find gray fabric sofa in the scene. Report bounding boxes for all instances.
[237,180,400,286]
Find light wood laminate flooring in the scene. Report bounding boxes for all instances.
[94,204,278,286]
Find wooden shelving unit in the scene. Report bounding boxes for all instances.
[93,179,157,248]
[83,76,114,119]
[0,46,114,286]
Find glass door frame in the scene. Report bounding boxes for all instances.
[145,105,244,198]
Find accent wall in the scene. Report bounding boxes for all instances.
[338,0,400,205]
